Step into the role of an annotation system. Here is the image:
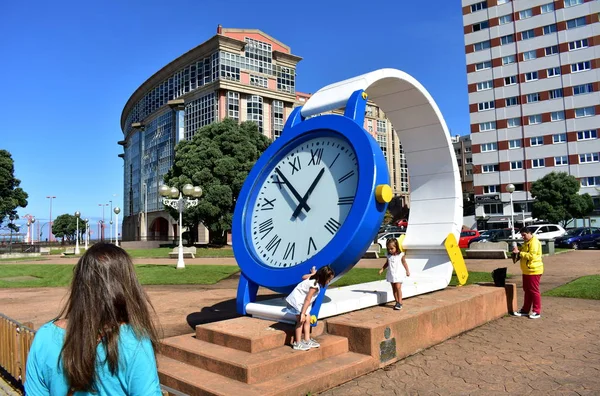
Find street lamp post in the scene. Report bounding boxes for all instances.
[114,207,121,247]
[27,216,36,245]
[9,214,14,254]
[99,204,108,241]
[74,211,81,254]
[506,183,516,248]
[46,196,56,242]
[84,219,89,250]
[159,184,202,269]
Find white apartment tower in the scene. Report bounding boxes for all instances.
[462,0,600,229]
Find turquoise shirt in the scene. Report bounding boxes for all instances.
[25,322,162,396]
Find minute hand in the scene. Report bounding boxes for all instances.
[292,168,325,219]
[274,168,310,212]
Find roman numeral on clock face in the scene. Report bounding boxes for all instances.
[265,234,281,255]
[337,196,354,205]
[288,156,301,174]
[324,218,341,235]
[261,197,275,210]
[308,148,324,166]
[259,218,273,240]
[338,170,355,183]
[307,237,317,255]
[283,242,295,260]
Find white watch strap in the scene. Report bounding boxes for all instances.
[302,68,462,252]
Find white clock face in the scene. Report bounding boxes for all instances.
[249,134,359,268]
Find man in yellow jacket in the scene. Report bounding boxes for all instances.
[512,227,544,319]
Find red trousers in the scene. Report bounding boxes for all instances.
[522,274,542,314]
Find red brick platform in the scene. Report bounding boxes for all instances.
[158,283,515,395]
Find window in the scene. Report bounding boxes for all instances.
[532,158,545,168]
[569,39,589,51]
[507,117,521,128]
[573,83,594,95]
[501,35,515,45]
[547,67,561,77]
[545,45,558,56]
[482,164,499,173]
[477,80,493,91]
[276,66,295,94]
[519,9,533,19]
[476,61,492,71]
[577,130,598,140]
[505,96,519,106]
[575,107,595,118]
[549,88,563,99]
[525,71,538,81]
[511,161,523,170]
[526,93,541,103]
[541,3,554,13]
[497,0,510,4]
[543,24,557,35]
[580,153,600,163]
[553,133,567,143]
[471,1,487,12]
[466,157,473,164]
[247,95,264,133]
[581,177,600,187]
[479,121,496,131]
[474,40,491,51]
[567,17,586,29]
[499,14,513,24]
[481,142,498,152]
[571,61,591,73]
[528,114,542,124]
[504,75,517,85]
[555,156,569,166]
[226,91,239,120]
[521,29,535,40]
[483,203,503,214]
[249,75,268,88]
[483,185,499,194]
[502,55,516,65]
[478,101,495,111]
[472,21,489,31]
[509,139,522,149]
[272,100,284,139]
[530,136,544,146]
[523,50,537,61]
[551,111,565,121]
[564,0,584,7]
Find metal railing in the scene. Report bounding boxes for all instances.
[0,313,35,388]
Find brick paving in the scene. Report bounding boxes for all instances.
[1,250,599,395]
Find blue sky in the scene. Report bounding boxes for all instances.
[0,0,468,238]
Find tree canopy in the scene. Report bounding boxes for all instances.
[0,150,28,230]
[530,172,594,226]
[52,214,82,243]
[164,118,271,244]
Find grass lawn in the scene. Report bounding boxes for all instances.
[0,264,240,288]
[543,275,600,300]
[125,247,234,258]
[331,268,496,288]
[0,257,49,262]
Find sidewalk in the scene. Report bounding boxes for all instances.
[1,251,599,394]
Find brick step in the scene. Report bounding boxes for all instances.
[158,351,376,396]
[195,317,325,353]
[159,333,348,384]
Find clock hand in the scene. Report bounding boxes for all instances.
[292,167,325,219]
[274,167,311,213]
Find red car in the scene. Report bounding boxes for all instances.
[396,219,408,229]
[458,230,481,248]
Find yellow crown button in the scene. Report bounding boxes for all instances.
[375,184,392,203]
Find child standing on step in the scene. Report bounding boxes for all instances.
[285,265,335,351]
[379,237,410,310]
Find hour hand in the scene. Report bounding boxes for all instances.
[292,168,325,218]
[274,168,310,213]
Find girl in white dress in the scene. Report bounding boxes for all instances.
[379,237,410,310]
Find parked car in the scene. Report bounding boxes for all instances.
[375,231,405,249]
[554,227,600,249]
[519,224,566,240]
[468,228,518,248]
[458,230,480,248]
[379,224,404,234]
[395,219,408,229]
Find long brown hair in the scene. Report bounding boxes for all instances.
[310,265,335,287]
[57,243,160,392]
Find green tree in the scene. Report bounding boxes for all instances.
[383,209,393,224]
[52,214,80,243]
[530,172,594,227]
[164,118,271,244]
[0,150,28,230]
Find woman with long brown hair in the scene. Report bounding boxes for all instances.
[25,243,162,395]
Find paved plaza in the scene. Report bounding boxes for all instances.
[0,250,599,394]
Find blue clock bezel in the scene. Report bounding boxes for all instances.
[233,106,389,294]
